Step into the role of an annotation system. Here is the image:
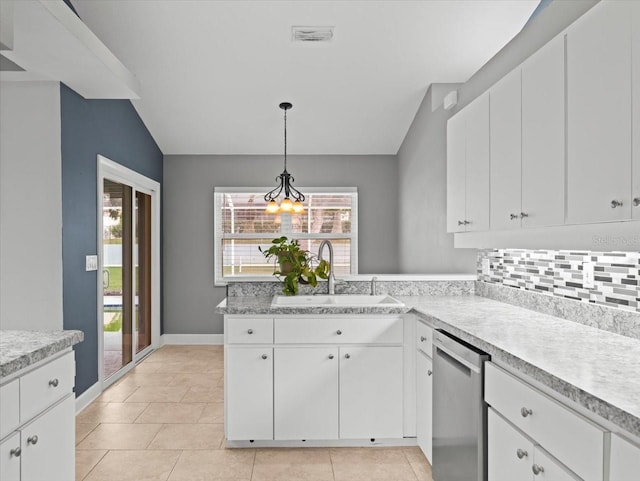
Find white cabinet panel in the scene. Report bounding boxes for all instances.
[464,93,491,232]
[532,446,581,481]
[416,351,433,462]
[610,434,640,481]
[0,380,20,439]
[226,316,273,344]
[416,321,433,356]
[567,0,633,223]
[274,347,338,440]
[225,347,273,440]
[488,408,534,481]
[0,432,21,481]
[274,317,402,344]
[339,346,403,439]
[632,1,640,220]
[521,35,566,228]
[446,111,467,232]
[21,395,75,481]
[490,69,522,231]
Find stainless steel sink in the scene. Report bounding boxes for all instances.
[271,294,405,308]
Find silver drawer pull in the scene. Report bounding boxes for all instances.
[261,354,268,360]
[532,464,545,475]
[420,336,427,342]
[520,212,529,218]
[520,407,533,418]
[49,378,59,387]
[27,435,38,445]
[344,353,351,359]
[328,354,334,360]
[247,329,253,334]
[10,447,21,457]
[633,198,640,207]
[427,370,432,376]
[336,330,342,335]
[516,448,528,459]
[611,200,623,208]
[510,213,518,220]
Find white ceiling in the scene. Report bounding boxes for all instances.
[71,0,538,155]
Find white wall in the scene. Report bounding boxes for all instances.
[0,81,63,330]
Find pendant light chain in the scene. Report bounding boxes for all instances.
[283,106,287,173]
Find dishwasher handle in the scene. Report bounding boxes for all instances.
[433,330,488,374]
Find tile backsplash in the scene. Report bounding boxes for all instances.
[477,249,640,312]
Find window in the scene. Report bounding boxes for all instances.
[214,188,358,285]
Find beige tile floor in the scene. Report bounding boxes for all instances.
[76,345,433,481]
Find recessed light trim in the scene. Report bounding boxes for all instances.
[291,26,334,43]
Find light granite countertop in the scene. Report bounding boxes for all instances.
[217,294,640,437]
[0,330,84,379]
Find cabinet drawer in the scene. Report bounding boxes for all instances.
[0,432,21,481]
[610,433,640,480]
[274,317,403,344]
[226,317,273,344]
[0,379,20,439]
[416,321,433,356]
[20,352,75,424]
[485,363,606,481]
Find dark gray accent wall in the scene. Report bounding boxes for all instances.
[163,154,398,336]
[60,84,162,396]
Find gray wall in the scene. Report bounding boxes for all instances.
[163,154,398,335]
[397,84,477,273]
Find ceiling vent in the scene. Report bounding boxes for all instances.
[292,26,334,43]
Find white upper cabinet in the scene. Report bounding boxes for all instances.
[566,0,633,224]
[632,2,640,219]
[490,69,522,230]
[521,35,566,228]
[447,93,490,232]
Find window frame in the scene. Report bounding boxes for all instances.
[213,187,358,286]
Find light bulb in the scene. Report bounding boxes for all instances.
[292,200,305,214]
[265,200,279,214]
[280,197,294,213]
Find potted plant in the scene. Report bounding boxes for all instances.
[259,236,330,295]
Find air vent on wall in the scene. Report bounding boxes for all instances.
[292,26,334,43]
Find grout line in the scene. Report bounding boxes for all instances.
[80,449,109,481]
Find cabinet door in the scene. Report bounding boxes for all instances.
[465,93,491,232]
[632,1,640,220]
[339,346,403,439]
[532,446,581,481]
[488,408,534,481]
[21,395,74,481]
[416,352,433,462]
[274,347,338,440]
[490,68,522,230]
[0,432,21,481]
[567,0,632,223]
[225,347,273,440]
[447,110,467,232]
[610,434,640,481]
[521,35,565,228]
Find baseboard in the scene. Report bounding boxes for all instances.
[161,334,224,345]
[75,381,102,414]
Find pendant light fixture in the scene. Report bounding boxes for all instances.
[264,102,305,214]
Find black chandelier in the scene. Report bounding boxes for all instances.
[264,102,305,214]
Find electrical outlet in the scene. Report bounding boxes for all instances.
[482,258,491,276]
[582,261,595,289]
[85,255,98,272]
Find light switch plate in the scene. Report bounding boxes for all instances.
[85,255,98,271]
[482,258,491,276]
[582,261,595,289]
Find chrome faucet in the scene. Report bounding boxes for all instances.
[318,240,337,295]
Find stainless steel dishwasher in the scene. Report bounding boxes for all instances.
[432,329,490,481]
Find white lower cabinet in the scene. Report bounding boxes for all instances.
[0,350,76,481]
[488,408,579,481]
[225,347,273,441]
[415,351,433,461]
[610,433,640,480]
[339,346,403,439]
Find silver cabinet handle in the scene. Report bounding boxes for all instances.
[427,370,432,376]
[336,330,342,335]
[633,198,640,207]
[457,220,465,226]
[521,407,533,418]
[344,353,351,359]
[247,329,253,334]
[611,200,623,208]
[261,354,268,360]
[516,448,528,459]
[532,464,545,475]
[328,354,334,360]
[520,212,528,219]
[420,336,427,342]
[49,378,59,387]
[510,213,518,220]
[27,435,38,445]
[9,447,21,457]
